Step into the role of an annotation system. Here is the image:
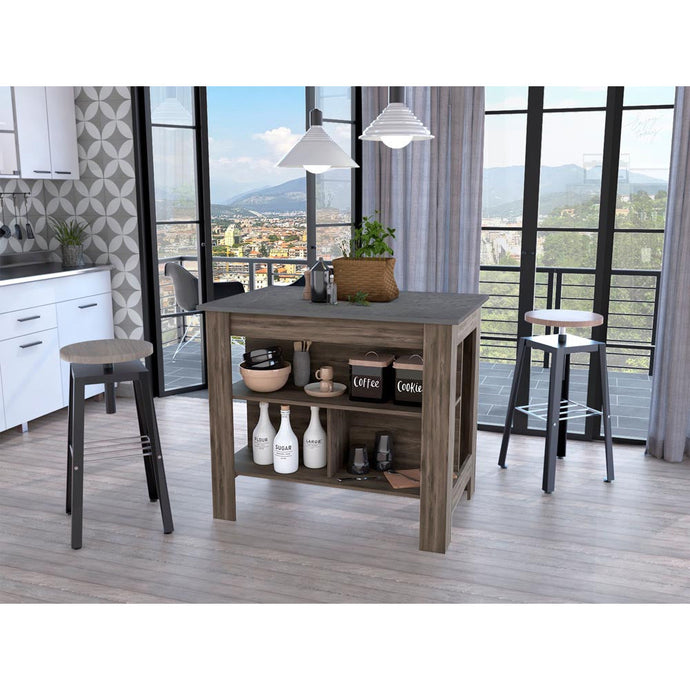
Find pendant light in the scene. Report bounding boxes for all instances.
[276,108,359,175]
[360,86,434,149]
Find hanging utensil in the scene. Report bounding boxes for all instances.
[0,196,11,238]
[13,196,22,240]
[24,194,34,239]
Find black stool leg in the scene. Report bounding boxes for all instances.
[104,363,116,414]
[542,348,565,494]
[598,344,615,482]
[140,371,173,534]
[66,365,74,515]
[133,376,159,502]
[499,337,529,468]
[70,379,86,549]
[557,354,570,459]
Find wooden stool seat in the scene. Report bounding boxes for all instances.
[60,338,153,365]
[525,309,604,329]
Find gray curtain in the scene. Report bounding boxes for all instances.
[361,87,485,293]
[647,87,690,463]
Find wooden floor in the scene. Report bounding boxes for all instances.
[1,394,689,604]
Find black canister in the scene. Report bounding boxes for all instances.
[393,354,424,406]
[310,257,329,303]
[348,351,394,403]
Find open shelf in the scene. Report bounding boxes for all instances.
[233,381,422,418]
[234,446,421,498]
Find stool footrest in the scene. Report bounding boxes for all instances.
[515,399,603,423]
[83,435,153,459]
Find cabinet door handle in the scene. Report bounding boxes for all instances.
[20,341,43,349]
[78,303,98,309]
[54,171,72,175]
[17,315,41,322]
[33,170,51,174]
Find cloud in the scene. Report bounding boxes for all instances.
[252,126,301,157]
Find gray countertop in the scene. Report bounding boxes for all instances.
[200,286,487,325]
[0,262,112,287]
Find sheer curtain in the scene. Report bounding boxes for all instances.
[647,87,690,463]
[361,87,485,293]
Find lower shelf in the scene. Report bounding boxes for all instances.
[234,445,420,498]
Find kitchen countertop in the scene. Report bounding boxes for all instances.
[201,286,488,325]
[0,262,112,288]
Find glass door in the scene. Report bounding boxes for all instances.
[141,87,211,395]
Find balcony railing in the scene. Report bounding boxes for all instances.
[480,265,660,374]
[157,256,659,376]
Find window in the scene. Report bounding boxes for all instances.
[308,86,361,261]
[480,87,674,441]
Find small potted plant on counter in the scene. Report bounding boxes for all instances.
[332,211,399,302]
[50,218,88,269]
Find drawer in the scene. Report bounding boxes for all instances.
[57,292,114,405]
[0,303,58,341]
[0,329,63,428]
[52,270,112,302]
[0,268,112,313]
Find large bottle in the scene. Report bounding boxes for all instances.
[310,257,328,303]
[303,406,327,469]
[252,402,276,465]
[273,405,299,474]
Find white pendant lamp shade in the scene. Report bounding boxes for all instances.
[276,109,359,175]
[360,87,434,149]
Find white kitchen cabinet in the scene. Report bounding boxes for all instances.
[0,87,19,178]
[57,292,114,403]
[0,267,113,432]
[0,329,63,429]
[0,132,19,177]
[0,87,14,130]
[46,87,80,179]
[14,86,79,180]
[14,87,52,179]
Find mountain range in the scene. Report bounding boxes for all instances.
[210,164,667,217]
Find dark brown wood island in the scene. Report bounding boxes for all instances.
[200,287,487,553]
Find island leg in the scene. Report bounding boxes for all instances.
[206,311,237,520]
[420,324,457,553]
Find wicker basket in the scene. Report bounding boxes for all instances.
[332,257,399,303]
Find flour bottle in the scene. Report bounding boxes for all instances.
[252,402,276,465]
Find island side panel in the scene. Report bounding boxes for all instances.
[460,315,480,500]
[206,310,236,520]
[420,323,457,553]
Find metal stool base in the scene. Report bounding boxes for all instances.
[498,334,614,493]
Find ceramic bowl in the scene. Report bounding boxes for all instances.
[239,361,291,392]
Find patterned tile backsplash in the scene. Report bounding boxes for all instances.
[0,86,143,341]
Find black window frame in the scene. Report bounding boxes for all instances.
[481,86,674,442]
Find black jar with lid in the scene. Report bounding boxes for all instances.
[348,351,394,403]
[392,354,423,406]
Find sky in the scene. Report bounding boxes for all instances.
[484,87,675,178]
[206,86,306,203]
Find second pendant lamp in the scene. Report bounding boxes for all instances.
[360,86,434,149]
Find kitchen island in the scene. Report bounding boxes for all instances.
[201,287,487,553]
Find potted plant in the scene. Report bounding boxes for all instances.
[50,218,88,269]
[332,212,399,302]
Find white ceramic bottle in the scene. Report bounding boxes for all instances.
[252,402,276,465]
[273,405,299,474]
[303,406,327,469]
